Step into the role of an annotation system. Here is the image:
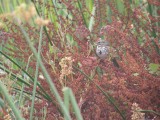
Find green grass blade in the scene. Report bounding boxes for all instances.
[77,0,88,27]
[0,64,31,86]
[95,83,126,120]
[115,0,125,15]
[13,87,42,100]
[18,54,33,107]
[73,65,126,120]
[69,88,83,120]
[0,81,25,120]
[0,63,49,101]
[0,50,51,101]
[63,87,70,120]
[30,18,44,120]
[31,0,53,46]
[19,24,71,120]
[138,110,160,116]
[88,6,96,32]
[0,97,5,108]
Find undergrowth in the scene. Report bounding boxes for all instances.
[0,0,160,120]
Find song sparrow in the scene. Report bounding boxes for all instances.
[96,38,119,68]
[96,39,110,59]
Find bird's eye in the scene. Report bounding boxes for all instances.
[97,41,100,44]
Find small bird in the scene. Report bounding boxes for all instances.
[96,38,119,68]
[96,39,110,59]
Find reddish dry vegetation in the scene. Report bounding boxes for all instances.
[0,0,160,119]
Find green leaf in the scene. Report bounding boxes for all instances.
[88,6,96,32]
[115,0,125,15]
[148,63,160,73]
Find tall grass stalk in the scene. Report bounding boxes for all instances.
[0,81,25,120]
[29,25,43,120]
[19,54,33,107]
[73,65,126,120]
[0,51,51,101]
[18,24,72,120]
[63,87,83,120]
[30,1,45,119]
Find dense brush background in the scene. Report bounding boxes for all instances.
[0,0,160,120]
